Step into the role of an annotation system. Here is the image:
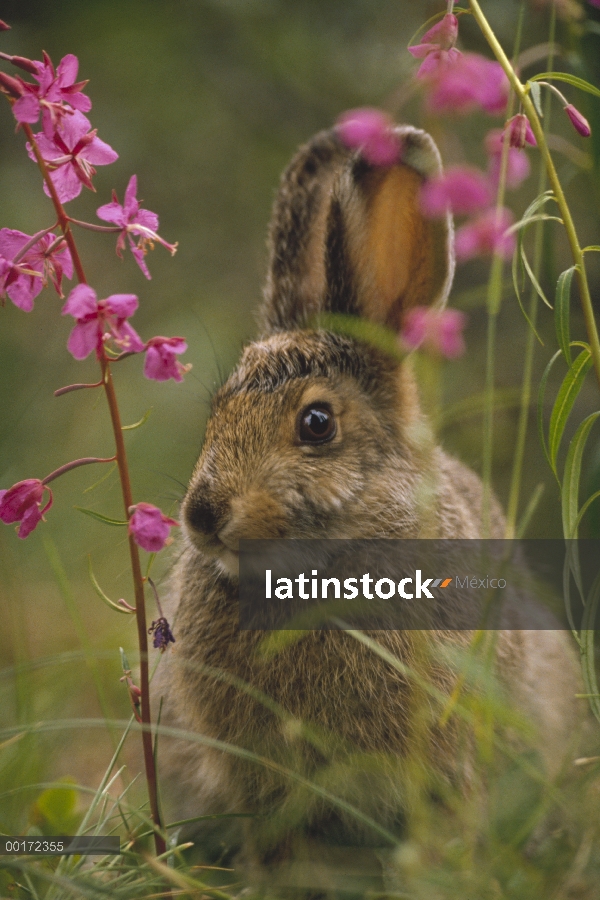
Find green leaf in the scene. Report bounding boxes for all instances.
[583,245,600,253]
[530,71,600,100]
[74,506,128,526]
[561,412,600,539]
[521,239,551,308]
[515,483,545,539]
[581,571,600,723]
[537,349,563,474]
[122,407,153,431]
[508,214,563,234]
[555,267,576,366]
[33,780,80,833]
[548,348,593,474]
[529,80,543,117]
[512,236,544,344]
[87,556,135,614]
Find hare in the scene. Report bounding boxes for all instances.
[156,126,584,877]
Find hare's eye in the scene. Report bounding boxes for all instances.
[298,404,336,444]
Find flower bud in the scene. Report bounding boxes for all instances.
[564,103,591,137]
[10,55,39,75]
[0,20,11,31]
[0,70,24,98]
[504,114,536,149]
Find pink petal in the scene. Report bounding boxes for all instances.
[80,134,118,166]
[13,93,41,123]
[129,240,152,279]
[105,293,139,319]
[112,320,144,354]
[56,109,93,150]
[68,92,92,113]
[7,274,42,311]
[17,502,43,538]
[46,164,84,204]
[133,208,160,231]
[0,228,29,260]
[67,319,101,359]
[123,175,139,216]
[96,199,126,226]
[62,283,98,318]
[402,308,429,349]
[418,13,458,49]
[56,54,79,86]
[337,108,401,165]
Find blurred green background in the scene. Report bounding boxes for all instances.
[1,0,600,833]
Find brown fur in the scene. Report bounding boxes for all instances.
[156,127,584,874]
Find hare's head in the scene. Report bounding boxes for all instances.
[182,126,455,577]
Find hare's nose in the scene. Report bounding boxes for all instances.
[184,492,222,536]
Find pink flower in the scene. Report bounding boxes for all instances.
[27,111,118,204]
[0,228,73,311]
[564,103,591,137]
[128,502,179,552]
[13,52,91,132]
[455,207,515,262]
[336,108,401,166]
[401,307,466,358]
[0,478,53,539]
[503,114,537,149]
[62,284,144,360]
[408,13,461,79]
[426,53,509,116]
[420,166,492,218]
[144,336,190,382]
[96,175,177,279]
[485,129,530,189]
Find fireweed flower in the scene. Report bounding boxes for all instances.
[13,52,91,131]
[420,166,492,218]
[401,307,466,358]
[62,284,144,360]
[0,478,53,539]
[504,113,537,149]
[408,13,461,79]
[27,110,118,204]
[148,617,176,652]
[426,53,509,116]
[128,502,179,552]
[0,228,73,311]
[144,336,190,382]
[336,108,401,166]
[96,175,177,279]
[485,129,530,190]
[455,206,516,262]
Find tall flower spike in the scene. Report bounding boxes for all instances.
[27,110,118,204]
[96,175,177,279]
[0,478,53,539]
[62,284,144,360]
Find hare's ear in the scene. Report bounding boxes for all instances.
[260,126,454,334]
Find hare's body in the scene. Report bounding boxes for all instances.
[157,128,583,870]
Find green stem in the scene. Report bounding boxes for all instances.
[505,3,556,538]
[469,0,600,395]
[481,3,524,536]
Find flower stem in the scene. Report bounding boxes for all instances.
[505,6,556,539]
[24,125,167,857]
[469,0,600,394]
[42,456,116,485]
